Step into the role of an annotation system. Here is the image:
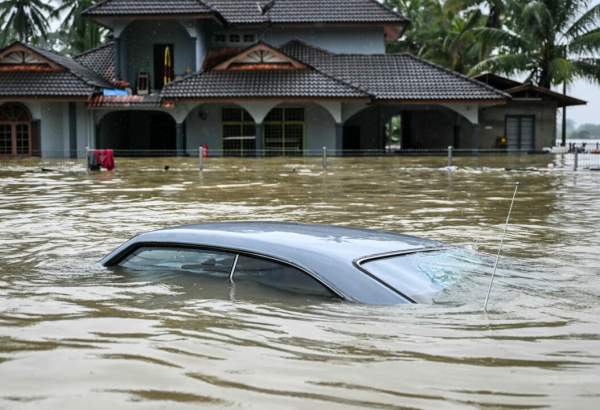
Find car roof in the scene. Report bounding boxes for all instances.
[101,222,444,303]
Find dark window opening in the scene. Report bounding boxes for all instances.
[229,34,240,43]
[243,34,256,43]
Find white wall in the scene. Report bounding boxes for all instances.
[207,26,386,54]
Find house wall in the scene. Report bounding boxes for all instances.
[185,102,337,155]
[479,101,558,150]
[122,20,196,87]
[206,26,386,54]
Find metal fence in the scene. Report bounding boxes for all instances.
[2,146,599,172]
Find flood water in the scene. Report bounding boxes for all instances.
[1,156,599,409]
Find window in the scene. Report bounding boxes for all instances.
[120,247,236,278]
[0,102,32,156]
[214,34,226,43]
[222,108,256,157]
[360,249,483,303]
[264,108,304,156]
[243,34,256,43]
[232,255,334,298]
[229,34,241,43]
[117,246,336,300]
[505,116,535,150]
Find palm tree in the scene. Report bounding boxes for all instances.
[53,0,106,54]
[384,0,445,56]
[0,0,54,44]
[470,0,600,88]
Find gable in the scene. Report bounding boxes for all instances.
[213,43,308,71]
[0,44,63,72]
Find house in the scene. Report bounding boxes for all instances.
[0,0,585,158]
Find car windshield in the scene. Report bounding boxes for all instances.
[361,248,482,303]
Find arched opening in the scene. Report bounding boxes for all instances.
[0,102,33,156]
[344,105,475,153]
[97,111,176,156]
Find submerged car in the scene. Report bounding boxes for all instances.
[101,222,474,304]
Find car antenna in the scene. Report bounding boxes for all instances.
[483,182,519,312]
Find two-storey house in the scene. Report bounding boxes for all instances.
[0,0,585,158]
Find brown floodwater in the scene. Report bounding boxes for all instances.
[0,155,599,409]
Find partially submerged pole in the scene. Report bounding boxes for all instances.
[198,146,204,171]
[322,146,327,169]
[483,182,519,312]
[573,150,578,171]
[448,146,453,168]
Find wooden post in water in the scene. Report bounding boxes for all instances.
[573,150,578,171]
[448,146,453,168]
[322,146,327,169]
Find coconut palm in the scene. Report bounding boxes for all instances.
[53,0,106,54]
[470,0,600,88]
[0,0,54,43]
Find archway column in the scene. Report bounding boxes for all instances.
[255,123,264,157]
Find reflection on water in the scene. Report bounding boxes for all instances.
[1,156,599,409]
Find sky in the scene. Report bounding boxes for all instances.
[566,0,600,126]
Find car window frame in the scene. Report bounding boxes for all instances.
[353,246,450,304]
[105,242,344,300]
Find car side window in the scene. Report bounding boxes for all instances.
[232,255,335,298]
[119,247,236,278]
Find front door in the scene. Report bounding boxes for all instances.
[0,122,31,156]
[506,116,535,150]
[153,44,174,90]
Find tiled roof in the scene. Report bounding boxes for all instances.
[75,42,115,83]
[88,95,163,108]
[281,41,508,101]
[161,70,368,99]
[0,42,113,98]
[83,0,406,24]
[0,72,96,97]
[206,0,407,24]
[83,0,213,16]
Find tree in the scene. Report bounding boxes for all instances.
[53,0,106,55]
[470,0,600,89]
[0,0,54,44]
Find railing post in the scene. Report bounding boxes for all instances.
[448,145,453,168]
[322,146,327,169]
[198,146,204,171]
[573,150,578,171]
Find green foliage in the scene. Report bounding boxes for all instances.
[52,0,107,55]
[0,0,54,45]
[470,0,600,88]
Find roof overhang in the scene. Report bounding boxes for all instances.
[0,43,65,73]
[505,84,586,107]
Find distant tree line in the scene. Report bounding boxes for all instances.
[567,120,600,139]
[0,0,599,88]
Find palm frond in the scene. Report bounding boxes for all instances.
[468,52,531,76]
[568,27,600,55]
[566,4,600,38]
[473,27,529,50]
[571,58,600,85]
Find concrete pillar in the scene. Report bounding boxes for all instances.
[335,123,343,156]
[176,122,185,156]
[255,123,264,157]
[474,124,481,152]
[114,37,121,80]
[68,102,77,158]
